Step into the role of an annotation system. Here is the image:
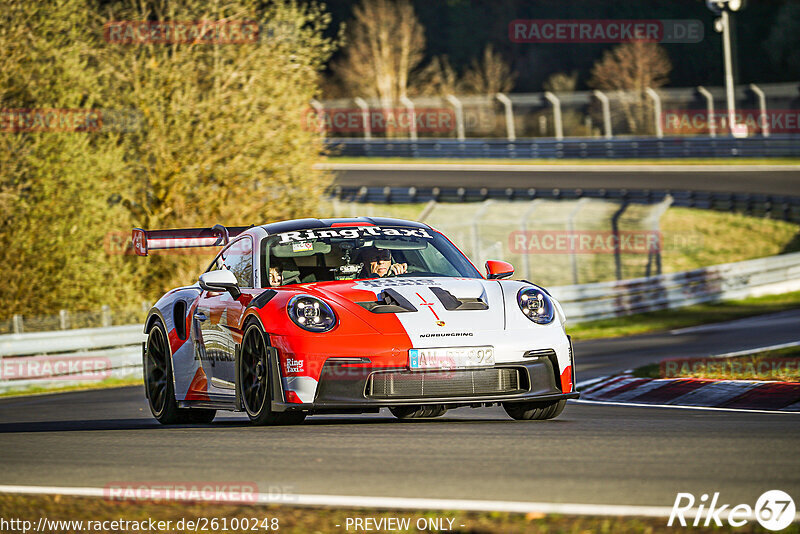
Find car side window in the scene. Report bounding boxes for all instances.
[222,236,253,288]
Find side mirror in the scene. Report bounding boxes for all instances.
[486,260,514,280]
[199,270,241,299]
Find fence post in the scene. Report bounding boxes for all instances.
[309,98,324,134]
[749,84,769,138]
[697,86,716,138]
[495,93,516,141]
[353,97,371,140]
[445,94,465,141]
[544,92,564,140]
[417,200,438,223]
[399,95,417,140]
[567,198,590,285]
[611,199,630,281]
[592,90,613,139]
[471,200,494,266]
[12,314,23,334]
[644,194,674,277]
[102,305,112,327]
[59,309,69,330]
[520,199,543,281]
[645,88,663,138]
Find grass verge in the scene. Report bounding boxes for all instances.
[0,376,141,398]
[1,495,790,534]
[633,344,800,382]
[568,290,800,341]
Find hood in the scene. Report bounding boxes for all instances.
[307,277,506,341]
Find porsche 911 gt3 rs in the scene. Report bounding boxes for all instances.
[135,217,578,425]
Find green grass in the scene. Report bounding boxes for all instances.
[2,495,793,534]
[634,345,800,382]
[568,290,800,341]
[0,376,141,398]
[325,156,800,166]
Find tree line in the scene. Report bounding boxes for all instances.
[1,0,336,319]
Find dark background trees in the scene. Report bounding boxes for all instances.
[319,0,798,94]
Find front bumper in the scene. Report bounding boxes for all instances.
[271,356,579,413]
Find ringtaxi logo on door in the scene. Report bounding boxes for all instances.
[669,490,796,531]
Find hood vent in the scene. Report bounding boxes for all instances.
[358,288,418,314]
[430,287,488,311]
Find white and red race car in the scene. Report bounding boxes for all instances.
[135,218,577,425]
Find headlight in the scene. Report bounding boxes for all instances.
[288,295,337,332]
[517,287,554,325]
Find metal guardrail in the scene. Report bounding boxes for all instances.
[0,326,145,394]
[551,251,800,322]
[325,135,800,159]
[1,252,798,393]
[0,325,144,357]
[333,186,800,223]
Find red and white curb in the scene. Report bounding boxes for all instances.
[579,373,800,412]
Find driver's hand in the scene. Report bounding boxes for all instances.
[389,263,408,275]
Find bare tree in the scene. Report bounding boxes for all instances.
[332,0,425,104]
[589,41,671,135]
[460,44,516,95]
[543,71,578,93]
[411,55,459,96]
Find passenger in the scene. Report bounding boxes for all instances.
[268,266,283,286]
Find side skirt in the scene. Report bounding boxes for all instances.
[177,398,238,411]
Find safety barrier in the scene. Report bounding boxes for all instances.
[1,252,798,393]
[0,326,144,394]
[333,186,800,223]
[551,251,800,322]
[325,135,800,159]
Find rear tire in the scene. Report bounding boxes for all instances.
[389,405,448,420]
[239,323,306,426]
[503,399,566,421]
[145,319,216,425]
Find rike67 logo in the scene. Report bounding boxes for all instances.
[669,490,796,531]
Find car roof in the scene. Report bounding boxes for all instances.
[259,217,432,236]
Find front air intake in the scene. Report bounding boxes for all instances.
[367,368,523,399]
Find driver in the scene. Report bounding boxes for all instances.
[359,246,407,277]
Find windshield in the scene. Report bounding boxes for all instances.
[260,225,481,287]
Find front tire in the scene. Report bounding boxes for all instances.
[503,399,566,421]
[239,323,306,426]
[145,319,216,425]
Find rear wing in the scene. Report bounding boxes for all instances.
[131,224,251,256]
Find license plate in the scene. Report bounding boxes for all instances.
[409,346,495,370]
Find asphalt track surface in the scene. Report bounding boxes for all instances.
[0,310,798,509]
[328,164,800,196]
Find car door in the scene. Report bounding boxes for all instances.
[195,236,254,396]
